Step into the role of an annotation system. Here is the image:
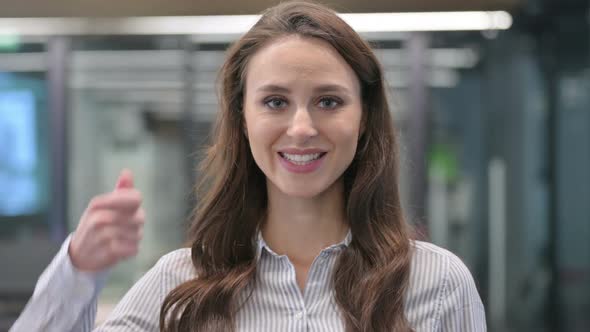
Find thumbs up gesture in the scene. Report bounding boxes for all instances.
[68,169,145,272]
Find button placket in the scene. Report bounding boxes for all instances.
[295,311,304,320]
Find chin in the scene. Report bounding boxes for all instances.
[281,187,324,198]
[276,182,328,199]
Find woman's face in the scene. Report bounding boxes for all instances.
[243,35,363,198]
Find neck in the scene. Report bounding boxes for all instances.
[261,178,349,264]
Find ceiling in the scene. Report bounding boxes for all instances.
[0,0,523,18]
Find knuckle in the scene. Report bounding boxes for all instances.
[96,234,111,250]
[107,240,121,259]
[93,220,109,231]
[88,197,101,211]
[103,247,114,261]
[125,189,142,204]
[93,211,114,227]
[129,246,139,257]
[119,243,138,259]
[133,215,145,226]
[100,231,117,246]
[134,190,143,204]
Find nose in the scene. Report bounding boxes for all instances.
[286,107,318,141]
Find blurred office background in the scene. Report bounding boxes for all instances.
[0,0,588,331]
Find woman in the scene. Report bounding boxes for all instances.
[11,1,485,331]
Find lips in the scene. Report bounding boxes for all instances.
[278,148,327,154]
[279,152,326,164]
[277,149,327,173]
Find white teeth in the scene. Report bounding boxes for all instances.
[281,153,322,164]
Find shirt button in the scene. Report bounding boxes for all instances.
[295,311,304,320]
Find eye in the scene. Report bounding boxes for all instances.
[317,97,341,110]
[264,97,288,110]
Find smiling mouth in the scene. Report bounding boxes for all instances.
[278,152,327,165]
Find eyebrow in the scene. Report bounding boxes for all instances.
[256,83,353,94]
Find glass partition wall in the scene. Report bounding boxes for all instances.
[0,37,68,330]
[67,36,196,316]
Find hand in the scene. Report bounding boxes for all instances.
[68,169,145,272]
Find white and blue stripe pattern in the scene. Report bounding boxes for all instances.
[11,232,486,331]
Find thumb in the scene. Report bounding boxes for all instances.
[114,169,134,191]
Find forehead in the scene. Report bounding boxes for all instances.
[244,35,360,93]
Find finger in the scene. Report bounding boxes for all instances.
[108,237,140,260]
[113,209,145,228]
[114,169,134,191]
[89,190,142,213]
[115,225,143,243]
[108,207,145,228]
[96,223,143,247]
[91,216,142,240]
[129,208,146,226]
[89,209,119,228]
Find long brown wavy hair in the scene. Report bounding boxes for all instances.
[160,1,414,331]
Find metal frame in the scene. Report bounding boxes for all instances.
[47,36,70,242]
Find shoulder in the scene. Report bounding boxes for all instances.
[96,248,196,329]
[155,247,193,267]
[409,240,480,297]
[405,241,485,328]
[151,247,196,285]
[409,240,475,285]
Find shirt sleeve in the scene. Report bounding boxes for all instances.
[436,254,487,331]
[10,234,109,332]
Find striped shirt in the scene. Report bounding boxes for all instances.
[11,232,486,331]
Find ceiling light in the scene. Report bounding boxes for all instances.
[0,11,512,36]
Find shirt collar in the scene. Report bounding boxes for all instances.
[255,228,352,261]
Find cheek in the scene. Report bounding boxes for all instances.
[333,122,362,165]
[245,119,279,163]
[342,132,359,159]
[332,118,361,146]
[244,109,275,172]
